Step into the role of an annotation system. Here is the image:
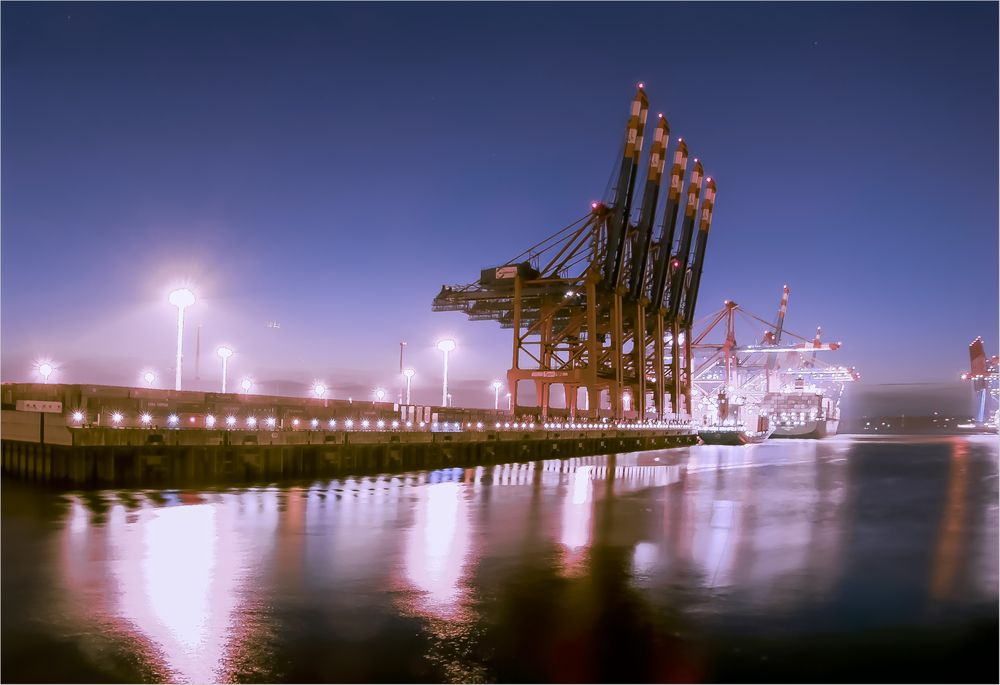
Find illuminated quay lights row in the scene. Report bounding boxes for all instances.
[69,411,690,431]
[38,287,515,410]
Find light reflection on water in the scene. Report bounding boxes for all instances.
[2,436,996,683]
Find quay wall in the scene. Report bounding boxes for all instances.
[1,423,697,488]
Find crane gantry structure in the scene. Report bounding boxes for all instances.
[433,84,717,420]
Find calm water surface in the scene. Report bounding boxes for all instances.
[2,435,997,683]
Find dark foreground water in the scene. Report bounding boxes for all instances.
[2,435,997,683]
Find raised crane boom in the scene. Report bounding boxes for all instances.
[626,114,670,302]
[666,160,704,321]
[649,140,688,311]
[603,86,649,289]
[681,177,717,327]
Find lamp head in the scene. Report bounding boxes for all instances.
[436,339,456,353]
[217,346,233,360]
[168,288,195,310]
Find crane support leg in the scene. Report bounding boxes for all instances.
[654,314,665,419]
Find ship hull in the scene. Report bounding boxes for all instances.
[771,418,839,439]
[699,428,774,445]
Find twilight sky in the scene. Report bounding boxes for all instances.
[2,2,997,411]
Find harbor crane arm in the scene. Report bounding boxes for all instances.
[603,85,649,289]
[626,114,670,301]
[666,160,704,321]
[649,140,688,310]
[681,176,717,327]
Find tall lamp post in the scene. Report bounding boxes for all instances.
[398,341,407,403]
[168,288,195,391]
[402,368,415,405]
[436,339,456,407]
[491,380,503,410]
[217,346,233,393]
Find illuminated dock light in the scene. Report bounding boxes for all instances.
[168,287,195,391]
[206,415,216,428]
[326,419,335,429]
[375,388,386,403]
[376,420,385,429]
[266,417,277,428]
[361,420,370,429]
[313,383,327,398]
[72,411,84,423]
[167,414,179,426]
[402,368,415,404]
[140,413,152,425]
[436,338,456,407]
[111,412,123,424]
[241,377,253,394]
[216,346,234,393]
[310,418,319,429]
[36,361,54,383]
[226,415,237,427]
[246,416,257,428]
[345,419,354,429]
[142,371,156,387]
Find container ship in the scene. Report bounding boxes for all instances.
[691,286,859,441]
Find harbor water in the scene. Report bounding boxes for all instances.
[2,435,997,683]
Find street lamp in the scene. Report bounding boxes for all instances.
[506,391,512,411]
[217,346,233,393]
[375,388,386,403]
[142,371,156,388]
[240,377,253,394]
[313,382,327,399]
[436,339,456,407]
[399,340,407,403]
[168,288,195,391]
[491,380,503,410]
[37,362,54,384]
[402,368,415,405]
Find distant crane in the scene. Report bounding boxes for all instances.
[961,337,999,427]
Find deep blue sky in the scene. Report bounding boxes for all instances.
[2,2,997,410]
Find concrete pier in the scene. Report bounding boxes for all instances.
[1,426,697,488]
